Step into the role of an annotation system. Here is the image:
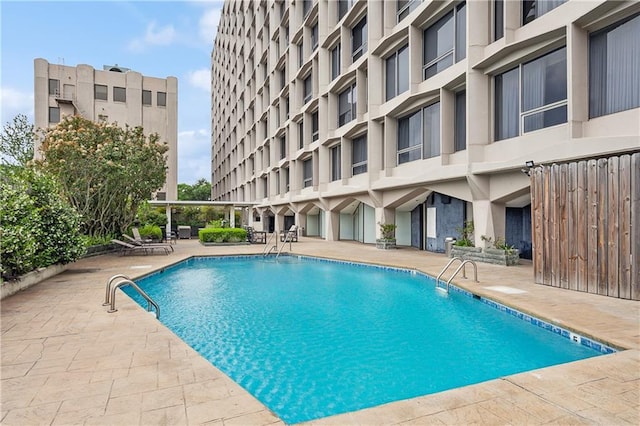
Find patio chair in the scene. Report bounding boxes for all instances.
[111,239,171,256]
[122,234,174,252]
[279,225,298,242]
[246,227,267,244]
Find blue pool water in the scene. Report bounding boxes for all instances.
[126,256,611,424]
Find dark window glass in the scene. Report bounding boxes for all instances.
[49,79,59,95]
[114,86,126,102]
[49,107,60,123]
[523,0,566,25]
[312,111,319,141]
[94,84,108,101]
[423,3,466,80]
[303,158,313,187]
[454,91,466,152]
[331,44,341,80]
[304,75,312,103]
[495,67,520,141]
[398,0,421,22]
[352,135,367,175]
[331,145,341,181]
[142,90,152,105]
[311,23,318,50]
[589,13,640,118]
[422,102,440,158]
[494,0,504,40]
[352,16,367,61]
[157,91,167,107]
[338,84,357,126]
[298,121,304,148]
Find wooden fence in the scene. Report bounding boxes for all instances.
[531,152,639,300]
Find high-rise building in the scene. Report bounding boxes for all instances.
[34,58,178,200]
[211,0,639,257]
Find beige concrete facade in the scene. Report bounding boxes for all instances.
[210,0,639,249]
[34,58,178,200]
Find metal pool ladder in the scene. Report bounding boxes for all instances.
[262,232,278,256]
[435,257,478,293]
[103,274,160,319]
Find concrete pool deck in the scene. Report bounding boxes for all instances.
[1,238,638,425]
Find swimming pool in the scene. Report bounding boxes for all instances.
[126,255,613,424]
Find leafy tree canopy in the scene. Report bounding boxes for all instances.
[178,178,211,201]
[0,114,35,167]
[37,116,169,237]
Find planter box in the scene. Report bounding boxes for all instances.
[450,245,519,266]
[1,263,68,300]
[376,239,397,249]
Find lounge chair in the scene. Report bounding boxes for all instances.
[123,234,174,252]
[279,225,298,242]
[246,226,267,244]
[111,239,171,255]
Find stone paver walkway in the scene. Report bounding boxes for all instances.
[1,238,638,425]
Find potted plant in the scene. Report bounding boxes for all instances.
[480,235,520,266]
[376,222,397,249]
[450,221,482,257]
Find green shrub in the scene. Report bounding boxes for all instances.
[199,227,247,243]
[139,224,162,241]
[136,202,167,226]
[1,167,85,279]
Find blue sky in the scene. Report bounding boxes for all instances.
[1,0,223,184]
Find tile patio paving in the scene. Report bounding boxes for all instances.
[1,238,638,425]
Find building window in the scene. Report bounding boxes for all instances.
[352,135,367,175]
[523,0,566,25]
[331,145,341,181]
[423,2,466,80]
[285,167,290,191]
[276,170,281,194]
[303,158,313,187]
[386,44,409,101]
[95,84,108,101]
[157,91,167,107]
[312,111,319,141]
[397,102,440,164]
[280,68,287,90]
[311,23,319,50]
[285,97,290,119]
[142,90,152,105]
[298,43,304,68]
[49,79,59,96]
[48,107,60,123]
[494,0,504,41]
[338,83,357,127]
[331,43,341,81]
[303,74,312,104]
[454,91,466,152]
[495,47,567,140]
[113,86,126,102]
[338,0,354,21]
[280,136,287,159]
[303,0,312,19]
[589,13,640,118]
[298,121,304,148]
[397,0,421,22]
[352,16,367,61]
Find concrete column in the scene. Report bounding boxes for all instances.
[229,205,236,228]
[472,200,506,248]
[165,205,172,235]
[374,207,396,239]
[325,209,340,241]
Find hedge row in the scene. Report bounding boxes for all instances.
[198,227,247,243]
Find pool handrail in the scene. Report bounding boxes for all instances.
[107,278,160,319]
[103,274,131,306]
[436,257,478,293]
[263,232,277,256]
[276,228,295,259]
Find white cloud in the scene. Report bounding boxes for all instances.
[199,7,221,44]
[127,21,177,52]
[0,87,34,124]
[178,128,210,184]
[186,69,211,91]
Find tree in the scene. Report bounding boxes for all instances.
[0,167,85,279]
[178,178,211,200]
[0,114,35,166]
[37,116,169,237]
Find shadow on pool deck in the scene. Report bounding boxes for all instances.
[1,238,638,425]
